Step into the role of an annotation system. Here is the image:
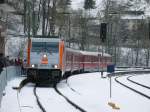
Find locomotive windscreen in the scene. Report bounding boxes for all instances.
[32,42,59,53]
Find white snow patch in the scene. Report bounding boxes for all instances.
[1,72,150,112]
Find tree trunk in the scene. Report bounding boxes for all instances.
[135,41,139,66]
[146,49,150,67]
[42,0,46,36]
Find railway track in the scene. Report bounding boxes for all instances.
[115,74,150,100]
[127,75,150,89]
[33,85,47,112]
[21,70,150,112]
[54,84,87,112]
[66,79,81,95]
[33,83,86,112]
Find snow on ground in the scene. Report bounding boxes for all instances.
[58,72,150,112]
[0,72,150,112]
[0,77,40,112]
[0,77,80,112]
[111,75,150,112]
[129,74,150,87]
[57,73,112,112]
[116,75,150,100]
[36,87,80,112]
[0,78,21,112]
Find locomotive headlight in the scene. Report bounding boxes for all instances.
[43,54,47,58]
[54,64,58,69]
[31,64,35,68]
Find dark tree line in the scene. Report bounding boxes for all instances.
[3,0,150,67]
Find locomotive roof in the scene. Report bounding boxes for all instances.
[66,48,111,57]
[31,38,61,43]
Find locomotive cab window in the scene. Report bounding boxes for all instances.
[31,42,43,52]
[32,42,59,53]
[45,42,59,53]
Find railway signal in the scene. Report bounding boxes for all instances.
[107,64,115,73]
[99,23,107,77]
[107,64,115,98]
[100,23,107,42]
[107,65,120,110]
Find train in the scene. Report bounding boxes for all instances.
[22,36,112,85]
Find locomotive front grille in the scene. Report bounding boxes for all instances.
[39,64,51,69]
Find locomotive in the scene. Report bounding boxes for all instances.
[22,36,112,85]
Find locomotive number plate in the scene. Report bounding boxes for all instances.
[40,64,50,68]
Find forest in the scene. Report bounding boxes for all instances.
[1,0,150,67]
